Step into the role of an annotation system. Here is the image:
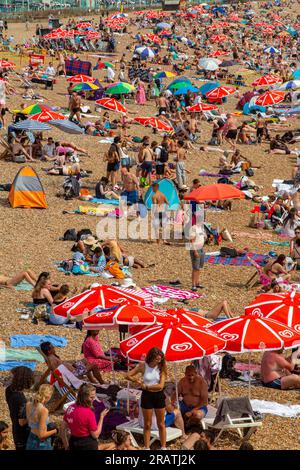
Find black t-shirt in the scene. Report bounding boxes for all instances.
[5,386,30,449]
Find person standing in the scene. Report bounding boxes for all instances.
[152,183,169,244]
[105,136,121,188]
[69,91,82,123]
[106,66,115,83]
[175,140,188,190]
[125,347,167,450]
[25,385,58,450]
[5,366,34,451]
[136,79,146,105]
[188,219,206,291]
[60,384,109,450]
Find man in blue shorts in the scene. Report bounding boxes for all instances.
[173,365,208,429]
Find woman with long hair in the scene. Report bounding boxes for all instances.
[125,347,167,450]
[5,366,34,450]
[263,254,291,282]
[60,384,109,450]
[25,385,57,450]
[82,330,112,373]
[0,422,9,450]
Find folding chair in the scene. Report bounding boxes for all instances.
[201,397,263,442]
[245,256,271,290]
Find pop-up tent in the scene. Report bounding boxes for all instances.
[144,179,180,210]
[9,166,47,209]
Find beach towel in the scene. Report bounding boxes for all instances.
[204,252,269,267]
[90,198,119,206]
[65,59,92,77]
[77,206,114,217]
[0,361,37,371]
[141,285,202,300]
[250,399,300,418]
[199,170,231,178]
[0,348,43,362]
[15,280,33,291]
[10,335,68,348]
[262,241,290,246]
[98,138,114,144]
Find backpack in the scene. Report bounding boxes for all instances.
[62,229,77,241]
[220,246,239,258]
[159,146,168,163]
[63,176,80,200]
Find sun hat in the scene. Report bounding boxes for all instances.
[83,235,99,246]
[121,278,137,288]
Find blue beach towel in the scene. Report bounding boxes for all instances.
[90,198,119,206]
[0,361,37,371]
[15,281,33,291]
[10,335,68,348]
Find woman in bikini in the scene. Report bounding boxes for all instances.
[0,270,37,288]
[263,254,291,282]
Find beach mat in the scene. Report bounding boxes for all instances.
[0,361,37,371]
[204,252,269,267]
[10,335,68,348]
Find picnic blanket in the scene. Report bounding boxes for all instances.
[10,335,68,348]
[250,399,300,418]
[0,361,37,371]
[204,252,269,267]
[141,285,202,300]
[0,348,43,362]
[65,59,92,77]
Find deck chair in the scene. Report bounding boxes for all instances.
[244,255,271,290]
[0,136,13,161]
[201,397,263,442]
[209,371,221,406]
[116,419,182,448]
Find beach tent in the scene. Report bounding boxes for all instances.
[9,166,47,209]
[144,179,180,210]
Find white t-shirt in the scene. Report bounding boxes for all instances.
[188,224,205,251]
[45,66,55,76]
[106,67,115,81]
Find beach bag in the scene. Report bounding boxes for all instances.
[220,247,238,258]
[246,168,254,177]
[14,154,26,163]
[32,304,50,322]
[241,161,251,171]
[63,176,80,200]
[60,259,74,272]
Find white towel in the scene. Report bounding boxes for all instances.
[250,399,300,418]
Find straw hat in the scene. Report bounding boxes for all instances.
[121,278,137,288]
[83,235,100,247]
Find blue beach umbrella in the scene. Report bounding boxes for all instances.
[11,120,51,131]
[49,119,84,134]
[174,86,200,95]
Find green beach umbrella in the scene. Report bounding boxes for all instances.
[105,82,135,95]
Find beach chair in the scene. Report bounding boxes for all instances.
[244,255,271,290]
[116,419,182,447]
[201,397,263,442]
[0,136,13,161]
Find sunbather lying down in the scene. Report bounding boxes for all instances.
[197,300,234,320]
[0,269,37,288]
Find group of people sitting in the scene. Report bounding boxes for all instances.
[2,342,300,451]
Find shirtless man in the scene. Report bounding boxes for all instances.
[121,167,139,204]
[151,183,169,244]
[261,349,300,390]
[223,113,238,149]
[158,93,168,115]
[69,91,82,123]
[172,365,208,428]
[140,141,154,185]
[176,140,189,190]
[56,50,66,77]
[188,113,199,142]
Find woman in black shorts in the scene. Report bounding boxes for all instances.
[125,347,167,450]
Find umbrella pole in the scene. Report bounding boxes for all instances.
[248,353,251,399]
[173,363,179,406]
[127,362,130,415]
[105,329,116,384]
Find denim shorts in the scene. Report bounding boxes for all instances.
[190,249,205,270]
[26,432,52,451]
